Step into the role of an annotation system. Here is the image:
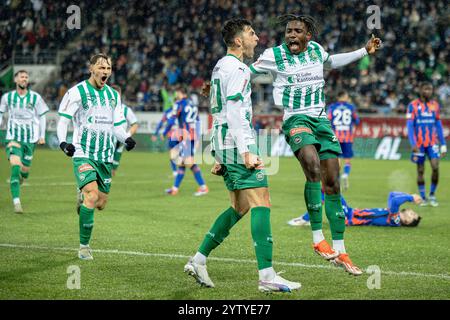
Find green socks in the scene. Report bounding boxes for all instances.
[304,181,323,231]
[10,165,21,200]
[251,207,273,270]
[324,193,345,240]
[79,205,94,245]
[198,207,242,256]
[197,206,274,271]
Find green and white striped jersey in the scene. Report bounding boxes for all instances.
[112,104,138,145]
[0,90,49,143]
[58,80,126,163]
[210,54,255,153]
[250,41,330,120]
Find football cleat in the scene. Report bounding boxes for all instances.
[287,216,310,227]
[313,240,340,260]
[184,258,215,288]
[165,188,179,195]
[78,246,93,260]
[331,253,363,276]
[258,273,301,293]
[14,203,23,214]
[429,196,439,207]
[419,199,429,207]
[194,186,209,197]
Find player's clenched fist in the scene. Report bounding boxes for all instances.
[125,137,136,151]
[242,152,262,170]
[365,34,382,54]
[59,142,75,157]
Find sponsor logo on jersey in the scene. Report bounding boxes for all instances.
[294,136,302,144]
[78,164,94,173]
[104,178,112,184]
[332,135,338,142]
[256,172,265,181]
[79,174,86,181]
[336,211,345,218]
[290,127,312,136]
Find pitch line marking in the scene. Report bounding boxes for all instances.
[0,243,449,281]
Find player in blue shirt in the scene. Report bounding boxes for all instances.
[327,91,360,191]
[406,82,447,207]
[154,106,180,177]
[163,86,208,196]
[288,191,422,227]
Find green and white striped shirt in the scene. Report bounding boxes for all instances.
[58,80,126,163]
[210,54,255,154]
[0,90,49,143]
[250,41,330,120]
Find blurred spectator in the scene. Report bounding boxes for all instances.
[0,0,448,115]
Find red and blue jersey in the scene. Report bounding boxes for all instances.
[347,192,414,227]
[406,99,445,148]
[155,107,180,141]
[302,192,414,227]
[327,101,360,143]
[163,98,200,142]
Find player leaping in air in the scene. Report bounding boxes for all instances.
[57,53,136,260]
[0,70,49,213]
[250,14,382,275]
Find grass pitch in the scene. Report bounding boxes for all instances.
[0,149,449,299]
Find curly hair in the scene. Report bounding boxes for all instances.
[277,14,318,39]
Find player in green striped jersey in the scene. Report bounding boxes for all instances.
[110,85,138,177]
[0,70,49,213]
[184,19,300,293]
[250,14,381,275]
[57,54,136,260]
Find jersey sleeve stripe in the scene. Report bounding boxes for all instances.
[58,112,73,119]
[39,110,49,116]
[249,65,266,74]
[226,93,244,102]
[114,120,126,126]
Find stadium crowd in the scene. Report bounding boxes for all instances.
[1,0,449,115]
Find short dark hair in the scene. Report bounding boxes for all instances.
[14,70,28,77]
[420,81,433,89]
[90,53,111,66]
[337,91,348,99]
[278,14,318,38]
[401,216,422,227]
[222,18,252,47]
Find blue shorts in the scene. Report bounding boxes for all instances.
[339,142,354,158]
[410,145,440,164]
[180,140,195,158]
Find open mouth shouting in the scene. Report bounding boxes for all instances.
[287,39,301,53]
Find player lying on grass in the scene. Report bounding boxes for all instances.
[288,191,422,227]
[57,53,136,261]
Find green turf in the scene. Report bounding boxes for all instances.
[0,149,449,299]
